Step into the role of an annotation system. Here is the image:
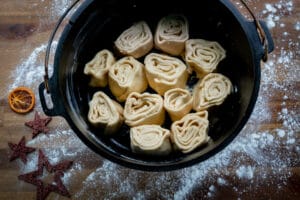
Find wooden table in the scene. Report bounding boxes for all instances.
[0,0,299,199]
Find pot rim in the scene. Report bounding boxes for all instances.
[39,0,274,171]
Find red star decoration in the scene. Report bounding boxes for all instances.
[8,136,35,163]
[18,150,73,200]
[25,112,52,138]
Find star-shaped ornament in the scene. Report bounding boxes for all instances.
[18,150,73,200]
[25,112,52,138]
[8,136,35,163]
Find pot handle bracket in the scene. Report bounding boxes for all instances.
[240,0,274,62]
[39,81,60,116]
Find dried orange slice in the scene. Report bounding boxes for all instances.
[8,87,35,114]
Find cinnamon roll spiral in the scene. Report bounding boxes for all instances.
[164,88,193,121]
[193,73,232,111]
[144,53,188,95]
[171,111,210,153]
[124,92,165,127]
[88,91,124,135]
[154,15,189,56]
[115,21,153,58]
[130,125,172,156]
[84,49,115,87]
[108,56,148,102]
[185,39,226,77]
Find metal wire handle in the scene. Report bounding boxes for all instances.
[240,0,269,62]
[44,0,81,93]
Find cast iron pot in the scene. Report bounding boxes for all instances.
[39,0,274,171]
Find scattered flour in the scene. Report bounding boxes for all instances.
[277,129,286,138]
[236,165,255,180]
[217,177,227,186]
[207,185,216,198]
[261,1,294,29]
[19,151,39,174]
[51,0,74,18]
[295,21,300,31]
[7,0,300,199]
[8,44,47,92]
[264,4,278,28]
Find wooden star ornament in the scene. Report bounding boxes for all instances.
[8,136,36,163]
[18,150,73,200]
[25,112,52,138]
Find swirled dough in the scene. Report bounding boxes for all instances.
[164,88,193,121]
[130,125,172,156]
[115,21,153,59]
[154,15,189,56]
[171,111,210,153]
[124,92,165,127]
[193,73,232,111]
[88,91,124,135]
[84,49,115,87]
[185,39,226,77]
[144,53,188,95]
[108,56,148,102]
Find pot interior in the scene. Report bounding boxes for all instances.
[53,0,258,170]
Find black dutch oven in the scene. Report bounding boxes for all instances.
[39,0,274,171]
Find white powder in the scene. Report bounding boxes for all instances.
[261,48,299,88]
[280,23,285,28]
[51,0,73,17]
[277,129,286,138]
[236,165,255,180]
[8,0,300,199]
[7,1,72,91]
[217,177,227,186]
[19,151,39,174]
[286,138,295,144]
[295,21,300,31]
[62,162,83,186]
[209,185,216,192]
[265,4,277,13]
[207,185,216,197]
[264,4,278,29]
[7,41,58,110]
[8,44,46,92]
[262,0,294,29]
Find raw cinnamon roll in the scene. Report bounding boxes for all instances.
[124,92,165,127]
[84,49,115,87]
[185,39,226,77]
[154,15,189,56]
[164,88,193,121]
[88,91,123,135]
[108,56,148,102]
[130,125,172,156]
[115,21,153,58]
[144,53,188,95]
[171,111,210,153]
[193,73,232,111]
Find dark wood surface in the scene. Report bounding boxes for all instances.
[0,0,299,199]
